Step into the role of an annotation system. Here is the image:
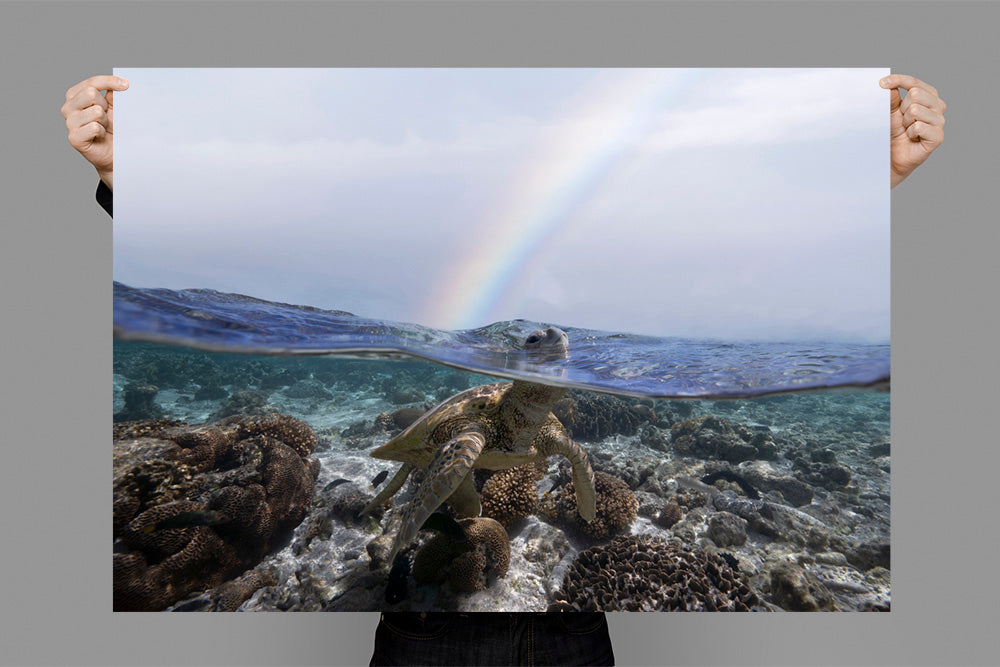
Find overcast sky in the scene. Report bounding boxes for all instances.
[114,68,889,342]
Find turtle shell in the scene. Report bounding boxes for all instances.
[369,382,513,466]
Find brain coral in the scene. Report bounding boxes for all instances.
[551,535,764,612]
[541,470,638,540]
[412,517,510,593]
[481,461,546,529]
[113,414,320,611]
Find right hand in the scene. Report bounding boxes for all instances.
[880,74,946,188]
[61,75,130,190]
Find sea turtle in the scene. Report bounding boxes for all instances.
[362,327,597,564]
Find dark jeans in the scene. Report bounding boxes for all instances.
[370,612,615,666]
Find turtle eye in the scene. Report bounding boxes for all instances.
[525,333,541,345]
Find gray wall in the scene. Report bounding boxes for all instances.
[2,2,996,665]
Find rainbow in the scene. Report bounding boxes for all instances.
[418,68,691,331]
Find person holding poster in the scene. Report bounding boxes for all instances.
[66,71,943,666]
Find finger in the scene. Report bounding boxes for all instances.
[68,120,107,147]
[61,85,110,119]
[61,89,106,120]
[65,104,108,133]
[888,86,902,113]
[902,104,945,129]
[65,75,129,102]
[905,120,944,147]
[880,74,939,99]
[904,86,947,114]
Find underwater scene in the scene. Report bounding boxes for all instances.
[113,284,890,613]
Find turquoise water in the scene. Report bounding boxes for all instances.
[112,284,890,612]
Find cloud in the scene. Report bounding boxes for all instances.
[644,69,884,151]
[114,68,888,342]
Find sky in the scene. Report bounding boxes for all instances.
[114,68,889,342]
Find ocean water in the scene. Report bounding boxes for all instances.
[113,283,890,613]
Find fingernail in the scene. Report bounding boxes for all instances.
[879,77,889,88]
[117,77,130,87]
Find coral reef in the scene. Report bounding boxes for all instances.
[552,391,656,441]
[375,407,427,433]
[412,517,510,593]
[112,418,184,442]
[110,341,891,613]
[551,535,764,611]
[170,568,278,611]
[113,414,320,611]
[654,501,683,529]
[540,470,638,540]
[209,389,276,421]
[480,462,546,529]
[670,416,777,462]
[114,382,164,422]
[222,412,319,459]
[767,561,838,611]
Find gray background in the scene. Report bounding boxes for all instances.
[1,1,995,665]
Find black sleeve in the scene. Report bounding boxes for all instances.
[96,180,113,217]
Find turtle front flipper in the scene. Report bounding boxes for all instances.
[387,430,486,564]
[538,422,596,521]
[447,472,481,518]
[360,463,414,517]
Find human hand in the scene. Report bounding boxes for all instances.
[61,75,130,190]
[880,74,946,189]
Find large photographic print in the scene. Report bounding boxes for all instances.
[112,68,890,612]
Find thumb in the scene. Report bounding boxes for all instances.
[887,86,901,113]
[106,77,130,109]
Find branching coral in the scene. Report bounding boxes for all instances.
[480,462,546,529]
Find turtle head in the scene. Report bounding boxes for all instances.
[524,327,569,361]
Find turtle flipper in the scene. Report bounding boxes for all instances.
[360,463,414,517]
[538,422,596,521]
[447,472,482,518]
[387,430,485,563]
